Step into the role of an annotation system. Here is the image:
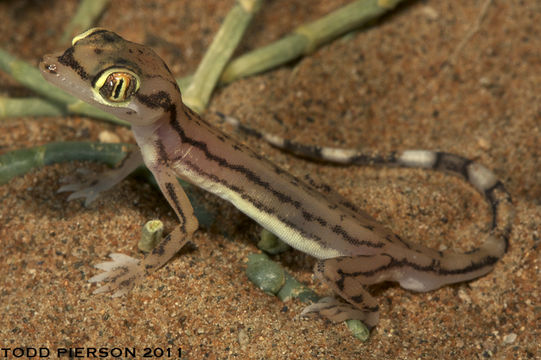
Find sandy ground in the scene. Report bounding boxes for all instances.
[0,0,539,358]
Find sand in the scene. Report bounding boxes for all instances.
[0,0,539,358]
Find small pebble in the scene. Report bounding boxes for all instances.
[503,333,517,344]
[246,254,285,295]
[238,329,249,348]
[420,6,439,20]
[98,130,121,143]
[457,288,471,304]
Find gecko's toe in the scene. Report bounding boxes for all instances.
[92,284,112,294]
[59,182,100,206]
[88,271,110,283]
[58,183,84,193]
[89,253,143,297]
[301,297,377,327]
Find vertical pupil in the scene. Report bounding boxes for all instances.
[114,78,125,99]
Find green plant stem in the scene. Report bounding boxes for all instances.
[0,96,65,118]
[0,48,73,105]
[1,0,402,123]
[0,141,214,227]
[220,0,404,83]
[0,142,131,185]
[138,220,164,253]
[182,0,262,113]
[60,0,111,44]
[246,253,370,340]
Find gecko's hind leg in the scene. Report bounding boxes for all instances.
[302,255,399,329]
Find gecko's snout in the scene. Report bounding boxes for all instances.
[39,54,59,75]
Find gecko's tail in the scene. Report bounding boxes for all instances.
[218,113,514,286]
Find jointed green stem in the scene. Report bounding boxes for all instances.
[0,142,131,185]
[183,0,263,113]
[60,0,111,44]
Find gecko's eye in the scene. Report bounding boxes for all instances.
[93,68,140,105]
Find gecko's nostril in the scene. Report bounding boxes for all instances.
[45,62,58,74]
[39,54,59,74]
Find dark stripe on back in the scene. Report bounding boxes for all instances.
[170,112,384,248]
[167,109,389,249]
[181,158,384,249]
[168,112,303,209]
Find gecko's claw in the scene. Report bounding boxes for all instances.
[89,253,144,297]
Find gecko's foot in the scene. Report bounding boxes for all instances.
[301,297,376,327]
[58,169,113,206]
[88,253,144,297]
[59,150,143,206]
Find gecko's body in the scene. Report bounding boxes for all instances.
[39,28,513,328]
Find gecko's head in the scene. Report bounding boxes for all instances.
[40,28,181,126]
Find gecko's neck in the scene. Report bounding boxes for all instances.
[132,104,197,169]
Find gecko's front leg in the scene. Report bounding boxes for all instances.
[59,149,144,206]
[90,164,198,297]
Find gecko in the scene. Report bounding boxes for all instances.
[39,28,514,329]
